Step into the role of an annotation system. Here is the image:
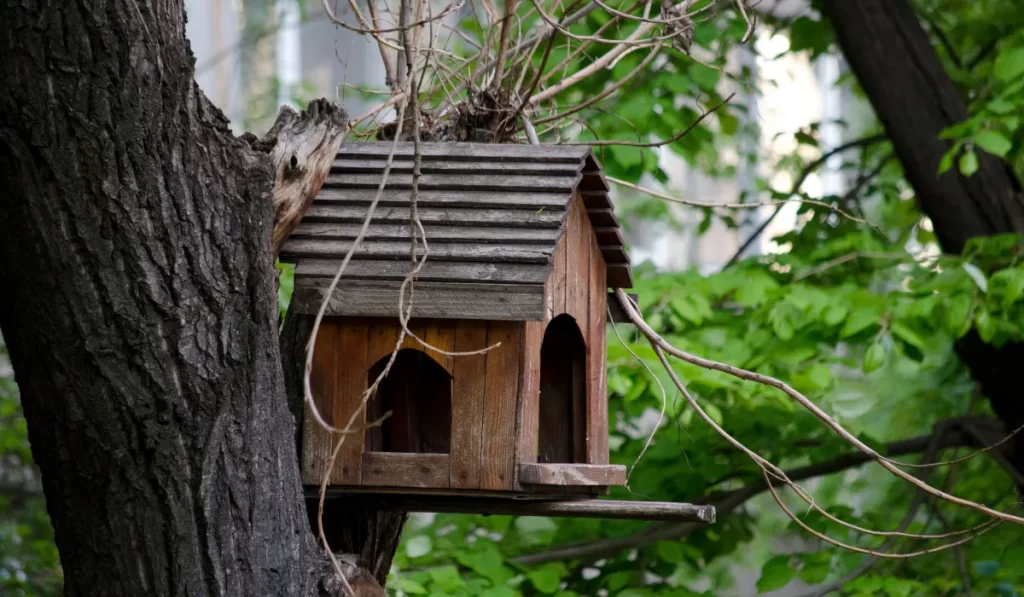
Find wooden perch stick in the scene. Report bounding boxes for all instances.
[326,494,716,523]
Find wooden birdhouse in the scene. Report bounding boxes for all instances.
[282,142,714,523]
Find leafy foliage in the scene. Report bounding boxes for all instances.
[0,339,62,595]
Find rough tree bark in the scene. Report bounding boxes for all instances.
[0,2,388,595]
[823,0,1024,472]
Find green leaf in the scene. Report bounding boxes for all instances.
[863,342,885,373]
[938,147,956,175]
[527,564,566,594]
[987,97,1016,115]
[481,587,517,597]
[890,322,927,350]
[976,309,996,343]
[605,571,631,591]
[405,535,432,559]
[656,540,684,564]
[807,363,832,389]
[608,145,644,171]
[840,308,879,338]
[757,555,795,593]
[689,64,721,91]
[429,566,465,593]
[392,578,429,595]
[718,112,739,135]
[994,47,1024,82]
[960,149,979,176]
[788,17,832,57]
[973,131,1012,157]
[455,545,510,585]
[794,131,818,147]
[823,304,848,327]
[514,516,557,545]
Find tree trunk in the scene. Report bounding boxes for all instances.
[0,2,375,595]
[823,0,1024,472]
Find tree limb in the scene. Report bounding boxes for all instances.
[244,99,349,256]
[513,423,984,566]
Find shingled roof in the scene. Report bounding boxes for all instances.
[280,142,632,320]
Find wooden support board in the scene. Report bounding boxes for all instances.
[361,453,451,488]
[518,463,626,486]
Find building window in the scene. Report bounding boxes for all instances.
[538,314,587,463]
[365,349,452,454]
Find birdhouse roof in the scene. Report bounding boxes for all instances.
[280,142,632,320]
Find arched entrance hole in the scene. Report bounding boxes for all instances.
[366,349,452,454]
[538,314,587,463]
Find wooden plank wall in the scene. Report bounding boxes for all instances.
[302,316,522,493]
[516,192,610,475]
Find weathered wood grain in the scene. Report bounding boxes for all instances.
[267,100,348,255]
[549,232,567,318]
[360,453,451,488]
[300,205,566,229]
[421,322,455,374]
[331,160,582,176]
[322,173,581,193]
[291,223,560,245]
[573,196,591,331]
[315,188,571,209]
[330,319,369,485]
[295,260,550,285]
[364,321,400,454]
[565,195,582,325]
[302,319,338,484]
[450,321,488,489]
[516,320,543,467]
[281,240,555,263]
[290,280,546,321]
[365,319,402,377]
[518,463,626,486]
[337,142,591,163]
[588,233,610,464]
[481,322,522,491]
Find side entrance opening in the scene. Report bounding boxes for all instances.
[366,348,452,454]
[538,314,588,463]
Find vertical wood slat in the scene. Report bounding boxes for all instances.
[573,198,592,463]
[588,225,610,464]
[550,222,567,318]
[302,319,338,484]
[423,322,455,374]
[565,196,581,325]
[450,321,488,489]
[366,321,401,371]
[576,196,592,339]
[365,322,400,453]
[517,320,543,467]
[481,321,522,490]
[331,319,369,484]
